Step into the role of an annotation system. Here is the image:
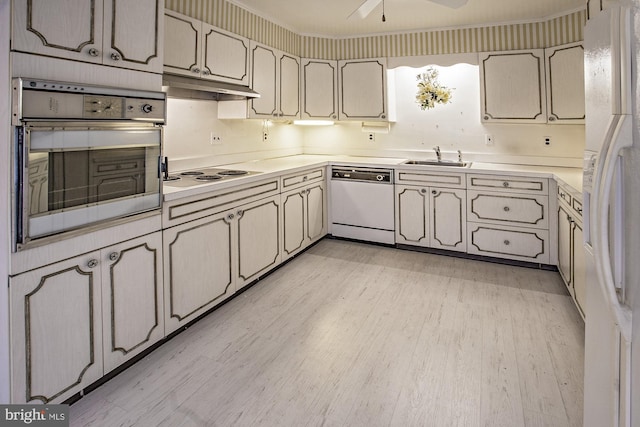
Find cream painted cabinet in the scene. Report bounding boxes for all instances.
[282,183,326,260]
[164,10,250,85]
[163,193,281,333]
[557,185,585,318]
[249,42,300,119]
[479,50,547,123]
[101,233,164,373]
[338,58,388,121]
[545,42,585,124]
[12,0,163,73]
[10,232,163,403]
[466,174,551,264]
[301,59,339,120]
[163,210,234,334]
[395,185,467,252]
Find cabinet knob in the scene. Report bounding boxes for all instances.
[502,182,510,188]
[576,207,583,214]
[503,206,510,212]
[332,115,337,119]
[420,188,427,194]
[432,190,437,195]
[503,240,511,246]
[87,259,99,269]
[381,114,386,119]
[483,115,490,121]
[202,69,211,76]
[110,52,122,61]
[227,213,235,221]
[109,252,119,262]
[549,116,556,122]
[88,48,100,57]
[192,67,200,74]
[236,209,244,217]
[300,190,306,196]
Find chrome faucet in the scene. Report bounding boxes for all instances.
[434,146,441,162]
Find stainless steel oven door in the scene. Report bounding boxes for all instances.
[16,123,162,248]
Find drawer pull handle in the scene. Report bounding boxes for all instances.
[503,206,510,212]
[503,240,511,246]
[576,207,583,214]
[502,182,510,188]
[87,259,99,269]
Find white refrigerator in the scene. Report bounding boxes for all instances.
[582,3,639,427]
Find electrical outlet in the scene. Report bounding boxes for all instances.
[263,132,268,141]
[210,132,222,145]
[544,136,551,146]
[368,133,375,142]
[485,134,494,145]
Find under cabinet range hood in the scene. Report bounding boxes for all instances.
[162,74,260,101]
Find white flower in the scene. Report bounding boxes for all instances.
[416,67,453,110]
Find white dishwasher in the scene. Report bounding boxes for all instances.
[330,166,395,244]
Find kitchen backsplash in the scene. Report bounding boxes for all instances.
[165,0,585,59]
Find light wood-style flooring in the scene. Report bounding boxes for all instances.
[70,239,585,427]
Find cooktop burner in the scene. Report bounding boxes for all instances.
[195,175,223,181]
[163,167,261,188]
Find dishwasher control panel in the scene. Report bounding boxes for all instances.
[331,167,393,183]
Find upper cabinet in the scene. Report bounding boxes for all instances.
[545,42,585,124]
[164,10,250,85]
[249,41,300,119]
[338,58,389,121]
[480,43,584,124]
[12,0,163,73]
[479,49,547,123]
[301,59,339,120]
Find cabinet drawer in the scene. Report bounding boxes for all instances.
[396,170,466,188]
[282,167,325,190]
[164,179,280,226]
[468,190,549,229]
[557,186,572,205]
[467,223,550,264]
[572,198,583,219]
[467,174,548,194]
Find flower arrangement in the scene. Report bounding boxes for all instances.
[415,67,453,110]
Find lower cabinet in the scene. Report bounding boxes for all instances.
[282,181,326,260]
[163,195,281,334]
[395,185,466,252]
[10,232,163,404]
[557,186,585,318]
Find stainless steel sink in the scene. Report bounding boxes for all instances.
[403,160,472,168]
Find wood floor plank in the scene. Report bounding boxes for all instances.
[68,239,584,427]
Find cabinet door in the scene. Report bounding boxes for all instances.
[163,10,201,77]
[480,50,547,123]
[557,203,573,290]
[572,222,586,317]
[339,58,388,121]
[301,59,338,120]
[237,196,281,288]
[12,0,104,63]
[163,212,235,334]
[430,188,466,252]
[282,190,306,261]
[545,42,585,123]
[10,252,103,404]
[249,43,278,118]
[103,0,163,72]
[102,233,164,373]
[279,54,300,118]
[396,185,429,247]
[202,24,250,85]
[306,182,326,243]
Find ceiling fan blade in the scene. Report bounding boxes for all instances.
[347,0,382,20]
[427,0,469,9]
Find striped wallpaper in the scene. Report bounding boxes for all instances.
[164,1,586,60]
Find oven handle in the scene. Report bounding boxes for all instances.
[159,156,169,180]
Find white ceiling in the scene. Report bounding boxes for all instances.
[228,0,585,37]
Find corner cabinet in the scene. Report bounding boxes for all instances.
[338,58,388,121]
[545,42,585,124]
[249,42,300,119]
[12,0,163,73]
[557,185,585,318]
[479,50,547,123]
[301,59,339,120]
[281,168,327,261]
[395,170,467,252]
[10,232,163,404]
[164,10,250,85]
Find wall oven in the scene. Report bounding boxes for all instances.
[12,78,166,250]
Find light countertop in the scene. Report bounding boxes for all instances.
[163,154,583,201]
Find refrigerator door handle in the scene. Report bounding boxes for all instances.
[592,114,633,342]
